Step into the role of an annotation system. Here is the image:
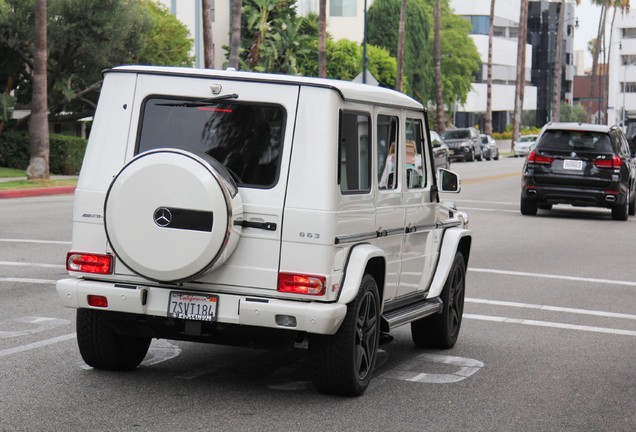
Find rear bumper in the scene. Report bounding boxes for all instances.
[521,183,626,207]
[56,278,347,335]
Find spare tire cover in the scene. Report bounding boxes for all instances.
[104,149,243,283]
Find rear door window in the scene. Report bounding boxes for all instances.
[137,97,286,188]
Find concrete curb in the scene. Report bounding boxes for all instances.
[0,186,76,199]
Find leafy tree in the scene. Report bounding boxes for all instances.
[368,0,431,102]
[560,103,589,123]
[138,1,194,67]
[0,0,193,126]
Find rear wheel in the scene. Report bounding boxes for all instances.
[411,252,466,349]
[629,187,635,216]
[77,309,151,371]
[309,274,380,396]
[520,196,538,215]
[612,200,629,221]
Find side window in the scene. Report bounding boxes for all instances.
[339,111,371,194]
[377,114,399,189]
[406,118,426,189]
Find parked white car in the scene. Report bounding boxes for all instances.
[57,66,471,396]
[514,134,538,157]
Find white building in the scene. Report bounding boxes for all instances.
[450,0,537,131]
[607,7,636,135]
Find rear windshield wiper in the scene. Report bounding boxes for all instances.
[156,93,239,107]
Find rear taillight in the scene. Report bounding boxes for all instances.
[527,150,553,164]
[66,252,113,275]
[277,273,326,296]
[593,155,622,169]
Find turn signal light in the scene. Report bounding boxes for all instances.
[527,150,553,165]
[66,252,113,275]
[277,273,326,296]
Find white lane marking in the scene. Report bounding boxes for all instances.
[0,333,76,358]
[0,277,56,285]
[380,354,484,384]
[0,316,71,339]
[466,298,636,320]
[0,261,65,269]
[470,267,636,287]
[0,238,71,245]
[465,314,636,337]
[140,339,182,367]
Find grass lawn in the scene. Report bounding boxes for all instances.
[0,167,77,190]
[0,167,26,178]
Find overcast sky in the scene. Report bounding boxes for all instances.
[574,0,601,67]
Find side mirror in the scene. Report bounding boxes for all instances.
[438,168,461,193]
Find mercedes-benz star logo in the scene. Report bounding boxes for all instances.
[153,207,172,227]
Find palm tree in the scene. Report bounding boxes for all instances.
[319,0,327,78]
[434,0,446,131]
[512,0,529,151]
[202,0,214,68]
[396,0,407,91]
[229,0,243,69]
[485,0,495,135]
[27,0,50,180]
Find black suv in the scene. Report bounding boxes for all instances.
[441,127,483,162]
[521,123,636,220]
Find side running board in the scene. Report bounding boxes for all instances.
[382,298,443,331]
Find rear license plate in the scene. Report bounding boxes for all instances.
[563,159,583,170]
[168,291,218,321]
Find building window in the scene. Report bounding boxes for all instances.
[622,28,636,39]
[621,54,636,65]
[330,0,356,17]
[467,16,490,35]
[621,82,636,93]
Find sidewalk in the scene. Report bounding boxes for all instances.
[0,175,77,199]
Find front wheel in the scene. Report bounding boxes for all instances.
[77,309,151,371]
[309,274,380,396]
[411,252,466,349]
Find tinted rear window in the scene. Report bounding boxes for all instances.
[537,130,613,153]
[137,97,286,188]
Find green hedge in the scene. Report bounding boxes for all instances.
[0,131,87,175]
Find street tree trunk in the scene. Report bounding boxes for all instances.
[396,0,407,92]
[202,0,214,69]
[512,0,529,151]
[27,0,49,180]
[318,0,327,78]
[551,0,565,122]
[229,0,242,69]
[434,0,446,131]
[485,0,495,135]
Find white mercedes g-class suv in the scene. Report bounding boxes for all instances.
[57,66,471,396]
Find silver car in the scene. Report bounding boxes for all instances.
[514,134,538,157]
[480,134,499,160]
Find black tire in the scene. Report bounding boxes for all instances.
[411,252,466,349]
[467,149,475,162]
[520,196,538,216]
[309,274,380,396]
[77,309,151,371]
[629,187,635,216]
[612,200,629,221]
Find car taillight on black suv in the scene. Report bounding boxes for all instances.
[520,123,636,221]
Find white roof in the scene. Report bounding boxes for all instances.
[107,65,423,111]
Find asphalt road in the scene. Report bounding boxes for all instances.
[1,157,635,431]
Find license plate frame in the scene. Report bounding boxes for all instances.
[168,291,218,322]
[563,159,583,170]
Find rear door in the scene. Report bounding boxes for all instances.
[123,74,300,291]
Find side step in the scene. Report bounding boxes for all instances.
[382,298,443,331]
